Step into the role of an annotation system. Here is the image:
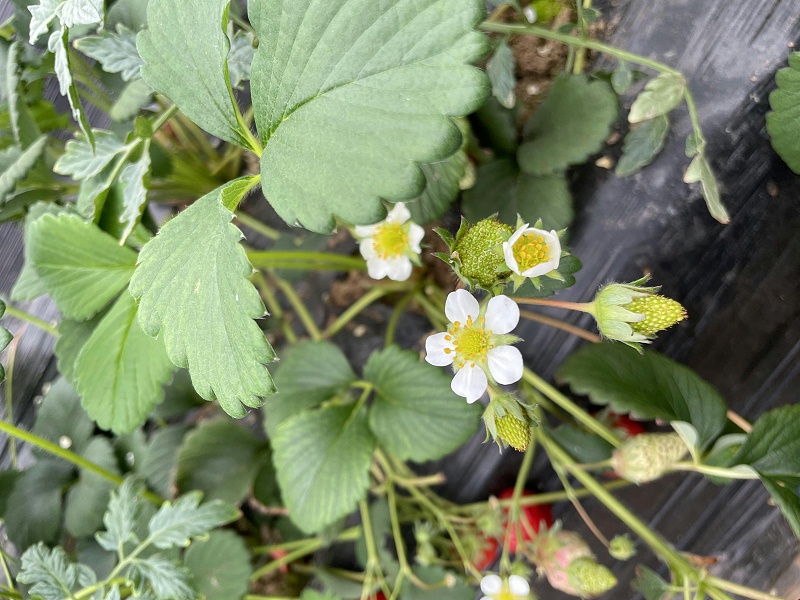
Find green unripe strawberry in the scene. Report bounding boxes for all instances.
[612,433,688,484]
[495,413,531,452]
[608,535,636,561]
[454,218,513,289]
[566,557,618,598]
[626,295,687,336]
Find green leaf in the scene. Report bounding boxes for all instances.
[96,477,144,552]
[110,77,153,122]
[32,376,95,455]
[615,115,669,177]
[557,344,728,450]
[0,301,11,383]
[0,470,22,517]
[365,346,481,462]
[54,314,102,384]
[631,564,672,600]
[129,181,277,417]
[48,27,94,146]
[184,530,252,600]
[107,0,149,31]
[6,41,41,146]
[486,40,516,109]
[264,340,356,438]
[57,0,104,28]
[141,424,191,498]
[147,491,240,549]
[273,404,376,533]
[129,556,195,600]
[767,53,800,173]
[28,0,60,44]
[628,73,685,123]
[227,30,255,90]
[75,25,144,81]
[64,437,121,537]
[760,475,800,539]
[732,404,800,477]
[54,129,127,180]
[0,136,47,204]
[176,419,267,504]
[18,543,97,600]
[137,0,252,148]
[399,566,474,600]
[5,459,74,548]
[611,61,633,95]
[11,201,68,302]
[683,152,729,224]
[473,97,518,156]
[74,292,175,434]
[548,423,614,465]
[517,74,617,176]
[117,143,151,244]
[28,213,138,320]
[249,0,490,232]
[462,158,573,230]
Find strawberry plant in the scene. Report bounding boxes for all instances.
[0,1,797,600]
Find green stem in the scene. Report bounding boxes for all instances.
[272,275,322,341]
[705,577,786,600]
[572,0,590,74]
[512,297,594,313]
[4,337,19,468]
[323,284,409,339]
[252,526,361,555]
[519,309,602,343]
[521,368,621,448]
[499,432,537,573]
[2,304,59,337]
[249,251,367,272]
[360,499,388,600]
[385,289,418,348]
[480,21,682,76]
[0,419,164,505]
[151,104,179,131]
[73,578,129,600]
[235,212,281,240]
[670,463,759,480]
[250,540,324,581]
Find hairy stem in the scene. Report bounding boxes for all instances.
[2,304,59,337]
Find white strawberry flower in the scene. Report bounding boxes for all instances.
[503,223,561,278]
[425,290,523,403]
[354,203,424,282]
[480,574,531,600]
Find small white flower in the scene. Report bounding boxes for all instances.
[425,290,523,403]
[480,574,531,600]
[354,203,424,282]
[503,223,561,278]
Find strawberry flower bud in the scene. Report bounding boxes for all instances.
[612,433,688,484]
[480,574,532,600]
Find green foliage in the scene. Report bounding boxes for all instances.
[27,214,138,320]
[264,340,357,437]
[767,53,800,173]
[53,314,100,384]
[462,158,573,231]
[184,530,252,600]
[129,556,195,600]
[732,405,800,477]
[486,40,516,109]
[549,423,614,465]
[0,135,47,204]
[615,115,669,177]
[628,73,685,123]
[517,74,618,176]
[140,424,190,498]
[147,491,239,549]
[130,181,277,418]
[116,142,151,243]
[176,419,268,504]
[137,0,252,148]
[54,129,127,180]
[64,437,120,537]
[75,25,144,81]
[96,478,143,552]
[0,299,11,382]
[47,26,94,145]
[227,30,255,90]
[501,254,582,298]
[630,564,672,600]
[272,404,376,533]
[364,346,482,462]
[683,152,729,224]
[557,344,728,450]
[11,202,68,301]
[31,376,95,454]
[18,543,97,600]
[249,0,490,231]
[760,475,800,538]
[74,292,175,433]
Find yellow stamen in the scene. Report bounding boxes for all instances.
[371,222,409,259]
[512,232,550,271]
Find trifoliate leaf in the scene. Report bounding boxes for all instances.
[28,213,138,320]
[683,152,729,224]
[557,344,728,450]
[74,292,175,434]
[628,73,685,123]
[129,181,277,417]
[462,158,574,230]
[486,40,516,109]
[110,77,153,122]
[0,136,47,204]
[5,459,74,548]
[263,340,356,438]
[517,74,618,176]
[64,437,120,537]
[176,419,267,504]
[96,478,144,552]
[54,314,102,384]
[75,25,144,81]
[129,556,195,600]
[273,404,375,533]
[365,346,482,462]
[48,27,94,146]
[54,129,127,180]
[227,30,255,90]
[18,543,97,600]
[615,115,669,177]
[117,141,151,243]
[732,404,800,478]
[249,0,490,232]
[137,0,253,148]
[767,53,800,173]
[31,376,95,455]
[185,530,252,600]
[140,424,190,499]
[147,492,239,549]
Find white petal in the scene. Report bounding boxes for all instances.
[407,223,425,253]
[519,229,561,277]
[508,223,529,247]
[451,363,488,403]
[425,332,455,366]
[484,295,519,334]
[508,575,530,596]
[354,223,379,239]
[384,256,413,281]
[488,346,523,385]
[445,289,480,324]
[480,574,503,595]
[359,239,377,260]
[366,257,389,280]
[503,240,521,274]
[385,202,410,224]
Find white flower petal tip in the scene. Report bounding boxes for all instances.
[386,202,410,224]
[485,295,520,334]
[353,204,422,282]
[480,574,503,595]
[445,289,480,324]
[508,575,531,595]
[425,332,455,367]
[488,346,523,385]
[451,363,488,403]
[503,224,561,278]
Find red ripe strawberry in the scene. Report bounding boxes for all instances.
[499,488,554,552]
[473,535,499,570]
[608,413,645,439]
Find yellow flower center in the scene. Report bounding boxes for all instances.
[496,591,516,600]
[512,232,550,272]
[372,222,409,259]
[444,316,493,368]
